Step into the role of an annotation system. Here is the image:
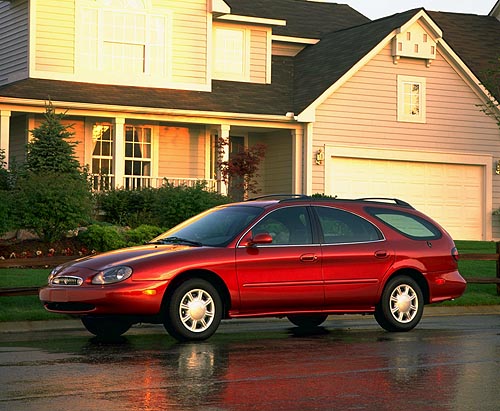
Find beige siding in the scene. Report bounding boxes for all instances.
[312,43,500,236]
[168,0,208,85]
[35,0,75,74]
[0,0,29,84]
[158,125,206,179]
[250,29,268,84]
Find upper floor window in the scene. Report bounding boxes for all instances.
[213,26,249,81]
[397,75,426,123]
[78,0,169,77]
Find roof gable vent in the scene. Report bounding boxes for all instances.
[392,22,438,67]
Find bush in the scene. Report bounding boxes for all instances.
[125,225,164,246]
[96,182,230,229]
[0,190,12,236]
[79,224,127,252]
[12,172,93,243]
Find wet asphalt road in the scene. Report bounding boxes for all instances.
[1,311,500,411]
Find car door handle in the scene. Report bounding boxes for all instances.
[374,250,389,259]
[300,254,318,262]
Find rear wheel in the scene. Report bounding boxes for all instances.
[287,314,328,328]
[81,316,132,338]
[164,278,222,342]
[375,275,424,332]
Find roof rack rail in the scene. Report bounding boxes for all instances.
[357,198,413,208]
[246,194,311,202]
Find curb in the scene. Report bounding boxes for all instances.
[1,305,499,334]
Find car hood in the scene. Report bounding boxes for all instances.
[68,244,194,271]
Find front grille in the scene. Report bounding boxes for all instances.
[45,302,95,312]
[51,276,83,286]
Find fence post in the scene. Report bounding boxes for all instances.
[496,242,500,296]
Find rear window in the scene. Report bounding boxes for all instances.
[366,207,442,240]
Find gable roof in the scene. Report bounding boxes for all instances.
[223,0,370,38]
[293,9,422,115]
[428,11,500,101]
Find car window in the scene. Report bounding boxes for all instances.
[366,207,442,240]
[314,206,382,244]
[155,205,263,247]
[251,206,313,245]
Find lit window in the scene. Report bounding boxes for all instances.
[78,1,168,77]
[398,75,426,123]
[92,124,114,190]
[124,126,152,189]
[213,27,248,81]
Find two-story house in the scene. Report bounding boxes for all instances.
[0,0,499,241]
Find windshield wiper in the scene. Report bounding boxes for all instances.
[149,237,203,247]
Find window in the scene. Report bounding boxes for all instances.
[398,75,426,123]
[124,126,152,189]
[251,207,313,245]
[78,1,168,77]
[92,124,114,190]
[213,26,249,81]
[366,208,442,240]
[314,207,382,244]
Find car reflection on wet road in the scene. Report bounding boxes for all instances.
[1,313,499,411]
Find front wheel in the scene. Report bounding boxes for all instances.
[81,316,132,338]
[164,278,222,342]
[375,276,424,332]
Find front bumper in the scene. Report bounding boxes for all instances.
[39,280,169,316]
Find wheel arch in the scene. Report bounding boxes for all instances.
[161,269,232,318]
[384,268,430,304]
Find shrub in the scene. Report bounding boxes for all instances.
[125,225,164,246]
[96,182,230,229]
[12,172,93,243]
[79,224,127,252]
[152,182,229,229]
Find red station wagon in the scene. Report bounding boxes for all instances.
[39,195,466,341]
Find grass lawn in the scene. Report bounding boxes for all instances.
[0,240,498,322]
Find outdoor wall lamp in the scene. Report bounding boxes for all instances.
[316,148,324,165]
[496,160,500,175]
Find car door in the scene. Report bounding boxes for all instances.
[313,206,394,310]
[235,206,324,314]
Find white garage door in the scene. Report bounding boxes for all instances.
[328,157,484,240]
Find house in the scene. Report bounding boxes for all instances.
[0,0,499,241]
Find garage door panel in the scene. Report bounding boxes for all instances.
[329,157,483,240]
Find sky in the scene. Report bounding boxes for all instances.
[336,0,496,19]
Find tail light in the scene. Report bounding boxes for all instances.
[451,247,459,262]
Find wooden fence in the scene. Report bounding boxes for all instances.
[1,249,500,296]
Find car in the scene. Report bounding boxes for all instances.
[39,195,466,341]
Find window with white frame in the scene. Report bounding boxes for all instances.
[91,124,114,190]
[213,26,249,81]
[78,0,168,77]
[397,75,426,123]
[124,126,152,189]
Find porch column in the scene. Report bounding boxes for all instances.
[216,124,230,196]
[0,110,11,168]
[303,123,314,195]
[113,117,125,189]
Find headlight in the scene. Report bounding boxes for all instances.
[92,266,133,285]
[48,265,64,283]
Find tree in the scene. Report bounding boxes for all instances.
[14,101,93,242]
[26,100,82,174]
[217,138,266,200]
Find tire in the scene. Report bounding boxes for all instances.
[164,278,222,342]
[375,275,424,332]
[287,314,328,328]
[81,316,132,338]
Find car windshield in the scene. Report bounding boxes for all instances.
[151,205,264,247]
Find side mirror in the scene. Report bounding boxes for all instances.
[247,232,273,246]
